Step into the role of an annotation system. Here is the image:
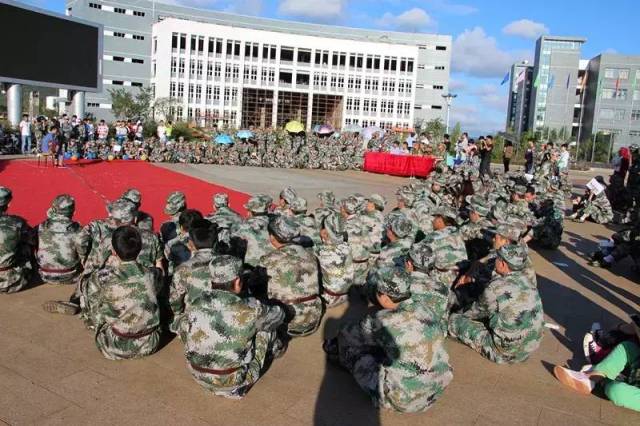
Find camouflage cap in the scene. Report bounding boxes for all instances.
[497,243,528,271]
[122,188,141,206]
[353,193,367,213]
[432,174,448,186]
[279,186,298,204]
[289,196,308,214]
[376,266,411,300]
[492,220,524,242]
[209,255,243,284]
[368,193,386,211]
[317,190,336,207]
[466,195,490,217]
[431,205,458,221]
[268,215,300,243]
[341,195,360,215]
[323,213,346,243]
[51,194,75,217]
[244,194,272,214]
[408,242,435,271]
[213,192,229,208]
[108,199,136,223]
[396,186,416,207]
[387,212,414,239]
[0,186,12,207]
[513,185,527,196]
[164,191,186,215]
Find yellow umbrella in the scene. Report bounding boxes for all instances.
[285,120,305,133]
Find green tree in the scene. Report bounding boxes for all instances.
[109,87,153,120]
[450,122,462,144]
[153,97,180,121]
[423,118,445,141]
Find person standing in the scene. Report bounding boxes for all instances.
[19,114,32,154]
[157,120,167,143]
[525,139,536,174]
[503,141,514,173]
[557,143,570,174]
[405,132,415,152]
[97,120,109,143]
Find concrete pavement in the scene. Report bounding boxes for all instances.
[1,163,639,425]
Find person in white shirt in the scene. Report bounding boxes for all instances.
[97,120,109,142]
[157,120,167,143]
[19,114,32,154]
[558,143,570,173]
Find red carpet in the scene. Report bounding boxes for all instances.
[0,159,250,230]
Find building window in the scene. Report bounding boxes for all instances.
[189,59,196,77]
[232,64,240,80]
[178,58,185,76]
[87,102,100,107]
[631,110,640,121]
[630,130,640,137]
[195,85,202,103]
[133,35,144,40]
[170,82,176,97]
[179,34,186,50]
[432,105,442,110]
[113,32,125,38]
[346,98,353,111]
[177,83,184,99]
[225,64,232,79]
[297,49,311,64]
[89,3,102,9]
[363,99,370,113]
[112,56,124,62]
[172,33,178,49]
[433,85,444,90]
[213,87,220,100]
[131,82,143,88]
[133,10,145,17]
[436,46,447,51]
[188,84,194,102]
[132,58,144,64]
[215,63,221,78]
[114,7,126,14]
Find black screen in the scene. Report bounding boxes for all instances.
[0,2,100,90]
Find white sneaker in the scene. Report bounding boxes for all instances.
[553,365,595,395]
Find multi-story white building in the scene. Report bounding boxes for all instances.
[151,18,450,130]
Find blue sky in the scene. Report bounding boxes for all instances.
[31,0,640,134]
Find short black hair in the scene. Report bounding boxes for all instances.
[525,186,536,195]
[561,143,568,149]
[189,220,218,249]
[112,225,142,261]
[179,209,204,232]
[547,142,554,148]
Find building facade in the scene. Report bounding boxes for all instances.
[528,36,586,136]
[65,0,451,127]
[580,53,640,150]
[506,61,533,136]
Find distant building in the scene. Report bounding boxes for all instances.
[580,53,640,150]
[506,61,533,135]
[65,0,451,127]
[528,35,586,136]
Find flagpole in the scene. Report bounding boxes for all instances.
[575,73,587,161]
[518,74,526,137]
[590,80,600,163]
[564,73,571,144]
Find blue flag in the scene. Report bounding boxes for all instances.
[500,72,510,86]
[548,74,555,89]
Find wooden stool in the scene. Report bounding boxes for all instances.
[37,153,52,167]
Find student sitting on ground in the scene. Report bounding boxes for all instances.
[91,226,162,360]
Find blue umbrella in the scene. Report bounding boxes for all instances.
[317,124,334,135]
[237,129,254,139]
[343,123,363,133]
[215,134,233,144]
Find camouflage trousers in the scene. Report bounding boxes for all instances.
[532,223,563,249]
[39,267,81,285]
[188,330,276,399]
[448,313,524,364]
[95,324,160,361]
[337,321,452,413]
[321,293,349,309]
[580,202,613,224]
[0,264,29,294]
[285,298,324,337]
[352,261,370,287]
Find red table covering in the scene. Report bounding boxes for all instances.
[363,152,436,177]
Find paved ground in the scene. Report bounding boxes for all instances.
[1,163,640,425]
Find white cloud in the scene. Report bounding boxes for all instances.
[452,27,531,78]
[376,8,435,31]
[502,19,549,40]
[278,0,346,20]
[471,84,507,111]
[448,78,466,92]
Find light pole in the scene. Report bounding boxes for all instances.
[441,93,457,134]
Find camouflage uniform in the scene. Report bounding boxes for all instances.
[36,195,82,284]
[231,194,273,267]
[290,197,320,246]
[580,191,614,224]
[316,213,354,308]
[206,193,242,243]
[532,198,563,249]
[170,247,216,337]
[330,267,453,413]
[272,186,297,217]
[122,188,154,231]
[184,255,285,398]
[91,259,162,360]
[367,212,414,291]
[0,187,31,293]
[407,243,450,322]
[257,216,323,337]
[160,192,186,245]
[341,196,371,287]
[448,244,544,364]
[314,190,337,229]
[361,194,386,258]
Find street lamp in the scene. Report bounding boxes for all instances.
[441,93,457,134]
